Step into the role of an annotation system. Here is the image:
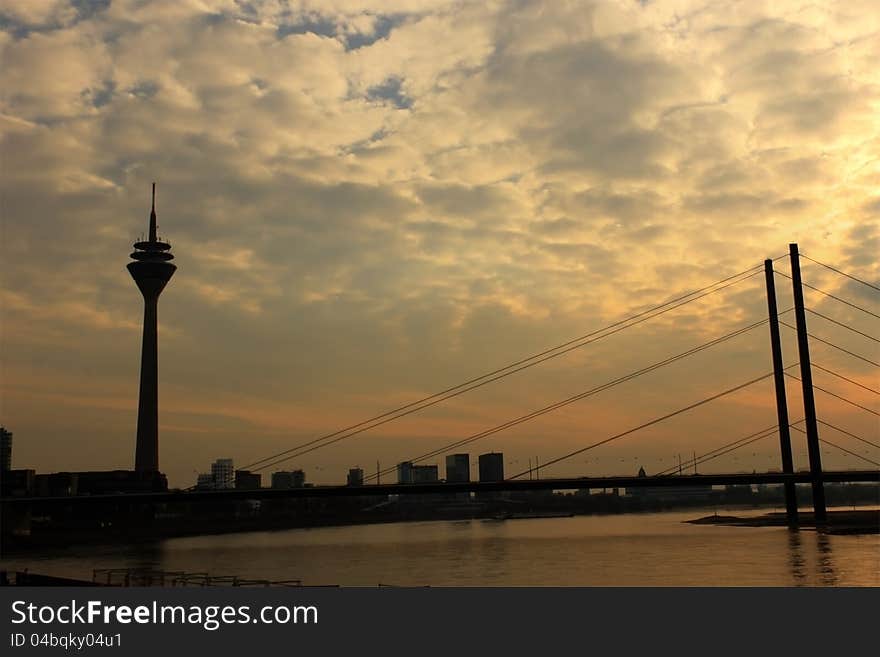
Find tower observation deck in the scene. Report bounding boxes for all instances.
[127,184,176,472]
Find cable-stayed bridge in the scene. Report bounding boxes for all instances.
[3,244,878,528]
[187,243,877,521]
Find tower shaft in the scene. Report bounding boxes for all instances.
[135,297,159,472]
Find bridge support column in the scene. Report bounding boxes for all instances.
[764,259,798,525]
[788,243,826,523]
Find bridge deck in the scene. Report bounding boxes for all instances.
[2,470,877,506]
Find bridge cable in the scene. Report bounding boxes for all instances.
[779,322,880,367]
[814,419,880,451]
[812,363,880,396]
[819,439,880,467]
[790,424,880,467]
[234,265,767,477]
[805,308,880,343]
[653,423,782,476]
[686,428,780,472]
[784,373,880,417]
[509,371,776,480]
[775,271,880,320]
[363,318,772,483]
[677,403,880,473]
[800,254,880,293]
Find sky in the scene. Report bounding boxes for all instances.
[1,0,878,488]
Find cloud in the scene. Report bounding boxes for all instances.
[2,0,878,485]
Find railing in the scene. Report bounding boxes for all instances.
[91,568,304,587]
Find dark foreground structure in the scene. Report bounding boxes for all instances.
[2,472,877,550]
[127,184,176,473]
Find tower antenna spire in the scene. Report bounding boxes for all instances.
[149,182,157,242]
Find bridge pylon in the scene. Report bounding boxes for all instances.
[788,243,827,523]
[764,259,798,525]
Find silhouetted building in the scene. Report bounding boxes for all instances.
[626,467,713,501]
[1,469,34,497]
[37,470,168,495]
[211,459,234,490]
[1,426,12,471]
[626,467,649,499]
[445,454,470,483]
[395,462,439,485]
[128,184,176,473]
[394,463,441,504]
[412,464,439,483]
[271,470,305,489]
[81,470,167,494]
[196,473,214,490]
[347,467,364,486]
[235,470,261,490]
[479,453,504,482]
[35,473,78,497]
[397,461,414,484]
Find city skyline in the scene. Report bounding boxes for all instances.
[1,1,878,488]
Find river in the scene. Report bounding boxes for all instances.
[3,508,878,586]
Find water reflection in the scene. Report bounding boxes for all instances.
[786,528,839,586]
[787,530,806,586]
[3,510,875,586]
[816,531,837,586]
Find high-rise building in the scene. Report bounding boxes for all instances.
[397,461,414,484]
[412,464,439,483]
[347,467,364,486]
[235,470,261,490]
[398,462,438,484]
[0,426,12,471]
[478,452,504,482]
[271,470,305,489]
[211,458,234,490]
[128,184,176,473]
[445,453,470,482]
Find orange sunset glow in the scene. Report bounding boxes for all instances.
[1,0,877,488]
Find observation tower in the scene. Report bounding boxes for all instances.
[127,183,176,472]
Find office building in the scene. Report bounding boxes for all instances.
[347,467,364,486]
[445,454,470,483]
[398,461,438,484]
[235,470,261,490]
[271,470,306,489]
[397,461,414,484]
[479,452,504,482]
[412,464,439,483]
[211,458,234,490]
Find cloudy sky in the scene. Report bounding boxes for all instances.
[1,0,878,488]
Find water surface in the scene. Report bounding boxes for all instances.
[4,508,878,586]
